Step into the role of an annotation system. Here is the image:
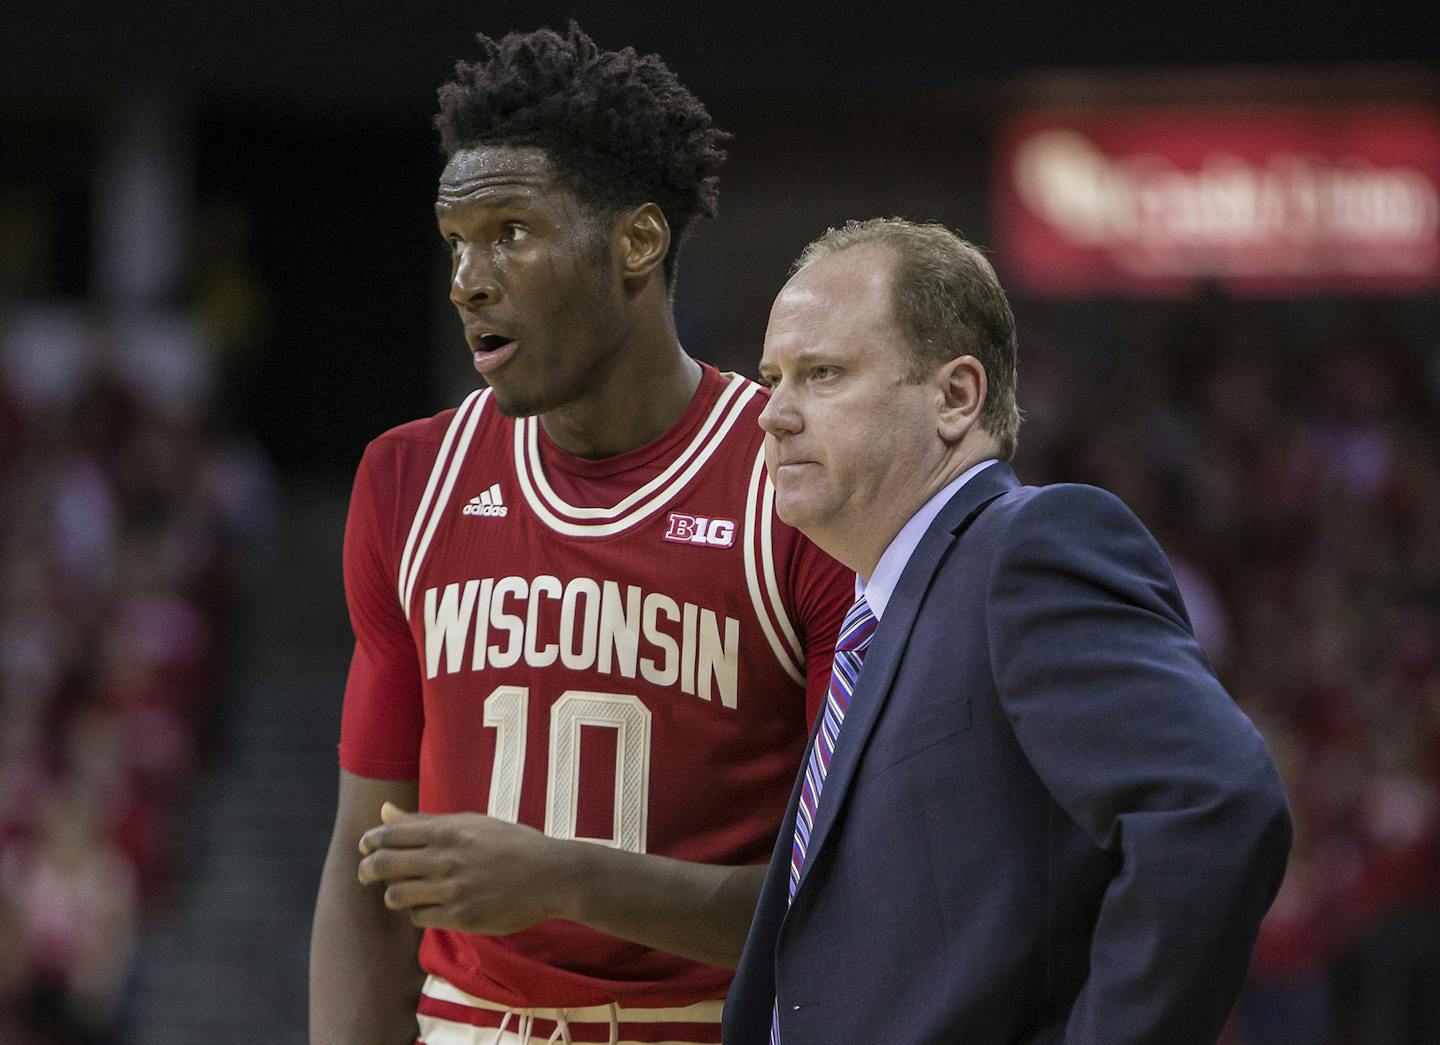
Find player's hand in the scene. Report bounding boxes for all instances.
[356,802,579,934]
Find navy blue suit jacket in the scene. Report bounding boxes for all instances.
[724,464,1291,1044]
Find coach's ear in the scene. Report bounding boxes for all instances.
[936,354,987,444]
[617,203,671,284]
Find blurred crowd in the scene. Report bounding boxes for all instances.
[1015,291,1440,1045]
[0,187,277,1041]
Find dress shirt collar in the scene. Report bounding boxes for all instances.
[857,458,998,619]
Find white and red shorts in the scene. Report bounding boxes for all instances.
[416,976,724,1045]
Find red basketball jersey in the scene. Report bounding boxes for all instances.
[339,363,850,1013]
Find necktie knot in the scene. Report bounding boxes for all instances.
[836,596,876,656]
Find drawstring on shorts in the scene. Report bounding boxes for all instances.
[488,1002,620,1045]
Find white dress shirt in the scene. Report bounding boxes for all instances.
[858,458,998,619]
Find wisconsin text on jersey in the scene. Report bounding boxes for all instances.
[396,374,808,691]
[424,576,741,707]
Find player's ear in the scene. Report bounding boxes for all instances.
[617,203,670,283]
[936,354,987,443]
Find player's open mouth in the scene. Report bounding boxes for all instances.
[472,335,518,374]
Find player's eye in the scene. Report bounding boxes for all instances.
[811,365,838,382]
[498,223,530,244]
[445,235,463,255]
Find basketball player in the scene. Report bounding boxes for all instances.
[308,24,850,1045]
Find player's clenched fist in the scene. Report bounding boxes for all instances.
[357,802,582,934]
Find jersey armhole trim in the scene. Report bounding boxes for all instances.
[743,447,806,687]
[397,388,490,616]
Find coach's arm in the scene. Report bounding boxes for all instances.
[989,485,1291,1042]
[310,770,424,1045]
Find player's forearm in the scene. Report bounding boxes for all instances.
[557,844,767,968]
[310,843,424,1045]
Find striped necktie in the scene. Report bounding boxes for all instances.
[789,594,877,900]
[771,595,877,1043]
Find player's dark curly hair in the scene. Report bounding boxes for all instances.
[436,22,729,284]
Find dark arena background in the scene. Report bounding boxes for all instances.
[2,1,1439,1042]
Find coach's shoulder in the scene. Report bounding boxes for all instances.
[981,481,1160,561]
[1005,481,1138,526]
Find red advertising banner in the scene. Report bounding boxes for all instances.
[994,105,1440,295]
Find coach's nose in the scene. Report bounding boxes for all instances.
[758,380,802,438]
[450,244,501,310]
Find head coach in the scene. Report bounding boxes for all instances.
[724,218,1292,1044]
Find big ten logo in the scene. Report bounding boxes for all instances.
[664,512,736,548]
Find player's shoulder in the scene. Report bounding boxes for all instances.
[351,390,503,516]
[365,400,468,451]
[361,389,500,461]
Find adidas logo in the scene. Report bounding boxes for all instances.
[462,483,508,518]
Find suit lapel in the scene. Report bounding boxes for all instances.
[790,463,1019,901]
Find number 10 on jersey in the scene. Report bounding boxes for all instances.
[483,686,653,853]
